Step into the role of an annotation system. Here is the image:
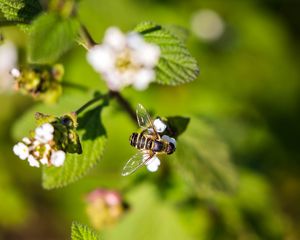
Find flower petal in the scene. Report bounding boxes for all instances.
[132,69,155,90]
[13,142,29,160]
[127,33,144,49]
[22,137,31,145]
[10,68,21,78]
[132,42,160,67]
[42,123,54,133]
[146,156,161,172]
[104,27,126,51]
[40,157,48,165]
[153,118,167,133]
[50,150,66,167]
[35,123,54,143]
[87,45,116,73]
[28,155,40,168]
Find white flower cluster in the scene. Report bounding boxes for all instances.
[13,123,66,168]
[144,118,176,173]
[87,27,160,91]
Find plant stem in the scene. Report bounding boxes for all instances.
[75,94,107,115]
[79,24,96,49]
[62,81,89,91]
[109,91,136,123]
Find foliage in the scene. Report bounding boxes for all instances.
[0,0,299,239]
[0,0,42,23]
[43,104,107,189]
[134,21,199,86]
[175,117,238,196]
[28,12,80,63]
[71,222,101,240]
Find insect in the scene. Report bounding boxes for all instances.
[121,104,176,176]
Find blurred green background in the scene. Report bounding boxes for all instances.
[1,0,300,239]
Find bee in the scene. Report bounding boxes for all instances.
[121,104,176,176]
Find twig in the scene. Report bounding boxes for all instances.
[75,94,107,115]
[109,91,136,123]
[79,24,96,48]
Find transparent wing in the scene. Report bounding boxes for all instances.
[121,151,152,176]
[136,104,153,130]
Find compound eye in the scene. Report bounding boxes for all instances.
[61,117,72,127]
[167,142,175,154]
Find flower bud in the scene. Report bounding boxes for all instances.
[85,189,127,230]
[12,64,64,103]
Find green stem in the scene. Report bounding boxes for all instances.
[62,81,89,91]
[109,91,136,123]
[75,94,107,115]
[79,24,96,49]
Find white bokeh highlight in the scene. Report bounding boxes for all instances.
[0,41,17,91]
[191,9,225,42]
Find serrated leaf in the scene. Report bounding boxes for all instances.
[174,117,238,197]
[42,104,107,189]
[134,21,199,85]
[71,222,101,240]
[28,13,80,64]
[12,92,107,189]
[164,24,189,43]
[0,18,26,26]
[0,0,42,23]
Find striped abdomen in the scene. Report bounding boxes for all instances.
[129,132,166,153]
[130,132,153,150]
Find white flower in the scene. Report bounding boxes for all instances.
[13,142,29,160]
[87,26,160,91]
[22,137,31,145]
[35,123,54,143]
[40,158,48,165]
[10,68,20,78]
[162,135,176,147]
[50,150,66,167]
[0,41,17,91]
[40,144,51,165]
[127,33,161,67]
[27,155,40,168]
[153,118,167,133]
[145,155,161,172]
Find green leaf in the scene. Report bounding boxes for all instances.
[12,93,107,189]
[174,117,238,197]
[165,116,190,138]
[71,222,101,240]
[134,21,199,85]
[43,103,107,189]
[0,18,26,26]
[28,12,80,64]
[0,0,42,23]
[164,24,189,43]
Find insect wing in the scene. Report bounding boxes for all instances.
[122,151,151,176]
[136,104,153,129]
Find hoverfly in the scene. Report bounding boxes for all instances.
[121,104,176,176]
